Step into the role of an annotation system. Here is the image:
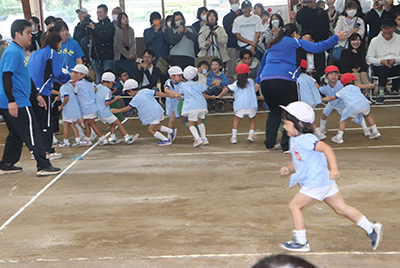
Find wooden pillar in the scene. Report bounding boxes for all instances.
[120,0,125,11]
[21,0,32,19]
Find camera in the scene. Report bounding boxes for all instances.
[82,14,92,27]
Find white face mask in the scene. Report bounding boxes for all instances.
[175,20,183,27]
[231,4,240,12]
[112,15,118,21]
[167,21,172,28]
[201,15,207,21]
[347,9,357,17]
[271,20,279,27]
[31,25,36,32]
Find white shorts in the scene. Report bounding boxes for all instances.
[63,116,79,123]
[149,115,165,125]
[83,112,97,120]
[351,107,370,117]
[299,181,339,201]
[186,110,207,122]
[235,108,257,119]
[99,115,118,124]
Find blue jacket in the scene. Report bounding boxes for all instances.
[143,26,169,62]
[256,35,339,84]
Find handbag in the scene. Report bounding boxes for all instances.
[156,57,169,75]
[331,17,358,62]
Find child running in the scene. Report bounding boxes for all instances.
[95,72,139,145]
[322,73,381,144]
[163,66,183,129]
[111,79,179,146]
[217,64,258,144]
[279,101,383,252]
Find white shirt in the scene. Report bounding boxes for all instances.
[334,16,365,47]
[142,65,154,88]
[232,15,264,48]
[366,32,400,66]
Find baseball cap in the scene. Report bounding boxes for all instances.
[236,63,250,74]
[340,73,358,85]
[101,72,116,83]
[241,0,252,8]
[168,66,183,76]
[325,65,339,74]
[300,59,307,69]
[76,8,88,13]
[123,79,139,91]
[71,64,89,75]
[381,18,395,28]
[183,66,198,80]
[280,101,315,124]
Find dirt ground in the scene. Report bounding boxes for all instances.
[0,102,399,268]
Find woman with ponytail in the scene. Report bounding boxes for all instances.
[255,23,348,153]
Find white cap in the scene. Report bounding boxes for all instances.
[76,7,88,13]
[101,72,116,83]
[71,64,89,76]
[168,66,183,76]
[280,101,315,124]
[123,79,139,91]
[183,66,198,81]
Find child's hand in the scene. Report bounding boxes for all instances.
[58,106,63,112]
[204,72,209,77]
[330,169,339,180]
[280,166,291,176]
[110,108,118,113]
[114,95,121,100]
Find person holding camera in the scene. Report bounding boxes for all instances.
[167,11,198,70]
[364,0,395,45]
[334,1,365,48]
[198,9,230,63]
[73,7,93,57]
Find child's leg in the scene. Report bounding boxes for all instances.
[83,119,91,138]
[249,116,256,137]
[197,118,206,139]
[188,120,200,140]
[364,114,376,128]
[288,192,316,244]
[70,122,80,139]
[148,124,168,141]
[168,112,176,128]
[76,118,85,137]
[86,119,103,137]
[364,114,380,137]
[232,116,240,138]
[63,122,70,141]
[113,120,128,136]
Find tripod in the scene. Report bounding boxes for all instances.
[205,25,223,60]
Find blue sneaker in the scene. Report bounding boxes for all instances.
[368,222,383,250]
[169,128,178,142]
[156,139,172,147]
[280,239,310,252]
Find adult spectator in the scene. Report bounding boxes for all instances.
[88,4,116,84]
[296,0,330,42]
[237,49,260,81]
[261,10,270,31]
[335,0,370,17]
[0,19,61,176]
[136,49,160,90]
[29,32,71,160]
[0,34,8,60]
[28,16,42,52]
[112,6,124,27]
[165,15,173,29]
[40,16,56,45]
[192,7,208,33]
[232,0,264,59]
[223,0,243,82]
[114,12,137,61]
[73,7,93,58]
[326,0,340,35]
[168,11,198,69]
[396,12,400,34]
[264,13,284,47]
[198,9,230,63]
[364,1,394,44]
[144,12,169,88]
[253,3,265,17]
[366,18,400,103]
[256,23,346,152]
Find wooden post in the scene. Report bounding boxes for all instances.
[21,0,32,19]
[120,0,125,11]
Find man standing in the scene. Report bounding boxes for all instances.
[0,20,61,176]
[88,4,115,84]
[73,7,93,57]
[296,0,330,42]
[366,18,400,103]
[223,0,243,82]
[112,7,124,27]
[364,1,394,45]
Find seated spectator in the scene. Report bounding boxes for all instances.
[136,49,161,90]
[114,12,137,61]
[264,13,284,48]
[364,1,394,44]
[112,6,123,27]
[340,33,370,88]
[237,49,260,81]
[395,11,400,34]
[317,0,326,9]
[197,60,210,86]
[366,18,400,103]
[206,58,230,112]
[168,11,198,69]
[253,3,265,17]
[198,9,230,63]
[40,16,56,44]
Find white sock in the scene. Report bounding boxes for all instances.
[337,130,344,138]
[154,131,168,141]
[320,119,327,130]
[198,123,206,139]
[189,126,200,140]
[75,137,80,143]
[84,136,91,141]
[76,124,85,137]
[371,124,378,133]
[232,129,238,138]
[160,125,173,134]
[357,216,374,234]
[360,118,367,129]
[63,138,69,143]
[124,134,130,139]
[99,136,106,141]
[110,134,116,140]
[293,229,307,244]
[53,135,58,143]
[249,129,255,137]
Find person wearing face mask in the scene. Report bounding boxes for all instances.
[165,15,173,29]
[28,17,42,53]
[364,0,395,45]
[263,13,284,48]
[223,0,244,83]
[192,7,208,56]
[334,0,371,17]
[112,6,123,28]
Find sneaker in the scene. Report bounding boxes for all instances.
[247,135,254,142]
[369,131,381,140]
[125,133,139,144]
[391,89,398,95]
[202,137,209,145]
[36,165,61,177]
[193,138,204,147]
[157,139,172,146]
[280,239,310,252]
[57,141,71,148]
[99,138,109,146]
[71,141,81,147]
[31,153,35,160]
[363,128,372,137]
[79,140,93,146]
[108,137,121,145]
[230,137,237,144]
[314,128,326,140]
[274,142,281,149]
[46,152,62,160]
[0,165,23,175]
[169,128,178,142]
[331,134,344,144]
[368,222,383,251]
[282,150,290,154]
[52,140,60,148]
[375,95,385,105]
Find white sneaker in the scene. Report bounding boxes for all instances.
[202,137,209,145]
[331,133,344,144]
[314,128,326,140]
[99,138,109,146]
[46,152,62,160]
[79,140,92,146]
[125,133,139,144]
[57,141,70,148]
[247,135,254,142]
[369,131,381,140]
[363,128,372,137]
[230,137,237,144]
[193,138,203,147]
[108,137,121,145]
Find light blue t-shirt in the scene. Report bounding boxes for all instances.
[180,81,207,115]
[0,42,31,108]
[297,73,321,107]
[58,37,84,72]
[289,134,334,188]
[164,79,181,117]
[319,81,345,116]
[95,84,113,119]
[227,78,258,113]
[76,79,98,115]
[129,89,164,125]
[60,83,82,120]
[335,85,370,123]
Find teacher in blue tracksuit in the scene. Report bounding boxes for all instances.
[256,23,348,153]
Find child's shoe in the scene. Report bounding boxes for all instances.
[47,152,62,160]
[369,131,381,140]
[157,139,172,146]
[247,135,254,142]
[331,133,344,144]
[193,138,203,147]
[125,133,139,144]
[71,141,81,147]
[314,128,326,140]
[58,141,71,148]
[79,140,92,146]
[99,138,109,146]
[363,128,372,137]
[368,222,383,250]
[169,128,178,142]
[108,137,121,145]
[230,137,237,144]
[202,137,209,145]
[280,239,310,252]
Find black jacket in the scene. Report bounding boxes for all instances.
[297,6,330,42]
[364,9,394,44]
[91,17,115,60]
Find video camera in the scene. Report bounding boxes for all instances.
[82,14,92,27]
